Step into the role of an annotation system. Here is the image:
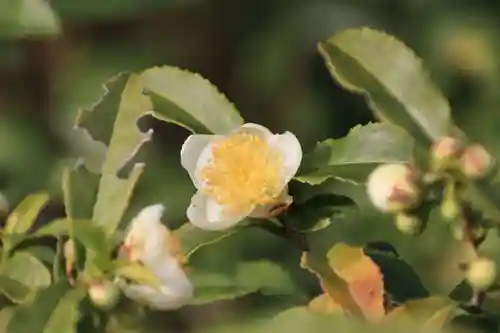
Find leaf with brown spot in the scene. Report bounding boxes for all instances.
[327,243,385,323]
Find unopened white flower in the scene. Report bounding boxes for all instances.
[460,144,495,180]
[181,123,302,230]
[121,204,193,310]
[366,163,421,213]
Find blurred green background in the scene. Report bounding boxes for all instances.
[2,0,500,332]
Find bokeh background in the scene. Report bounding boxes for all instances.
[2,0,500,332]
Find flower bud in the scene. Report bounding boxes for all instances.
[460,144,495,180]
[465,257,497,291]
[88,280,120,310]
[430,136,463,172]
[440,181,461,221]
[366,163,421,213]
[395,213,425,236]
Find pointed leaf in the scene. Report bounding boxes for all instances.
[43,288,85,333]
[297,123,414,185]
[142,66,244,134]
[318,28,452,145]
[76,73,150,235]
[3,193,49,252]
[31,218,71,238]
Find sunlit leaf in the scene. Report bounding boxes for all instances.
[3,192,49,252]
[318,27,452,145]
[31,218,71,238]
[297,123,414,185]
[0,0,61,38]
[142,66,244,134]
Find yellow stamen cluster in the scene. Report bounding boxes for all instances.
[199,133,284,214]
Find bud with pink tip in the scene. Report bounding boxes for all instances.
[430,136,463,172]
[366,163,421,213]
[460,144,495,180]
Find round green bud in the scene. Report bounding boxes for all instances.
[88,280,121,310]
[465,257,497,291]
[440,181,461,222]
[395,213,425,236]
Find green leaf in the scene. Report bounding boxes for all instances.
[114,263,162,289]
[297,123,414,185]
[61,165,99,221]
[0,307,15,333]
[0,0,61,38]
[3,252,51,291]
[189,261,299,305]
[43,288,85,333]
[72,221,109,255]
[31,218,71,238]
[174,223,237,258]
[318,27,452,145]
[5,280,75,333]
[0,276,31,304]
[365,249,429,303]
[141,66,244,134]
[22,246,56,265]
[76,73,149,235]
[3,192,49,252]
[385,296,456,330]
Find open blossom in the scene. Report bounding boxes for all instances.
[366,163,421,213]
[180,123,302,230]
[121,204,193,310]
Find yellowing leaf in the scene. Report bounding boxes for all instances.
[300,252,362,316]
[384,296,456,331]
[327,243,385,323]
[308,294,343,315]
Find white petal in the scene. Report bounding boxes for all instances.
[187,191,251,230]
[181,134,220,188]
[234,123,273,140]
[268,132,302,185]
[249,187,293,218]
[122,255,193,310]
[124,204,170,265]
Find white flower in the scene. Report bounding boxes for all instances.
[366,163,421,213]
[121,204,193,310]
[180,123,302,230]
